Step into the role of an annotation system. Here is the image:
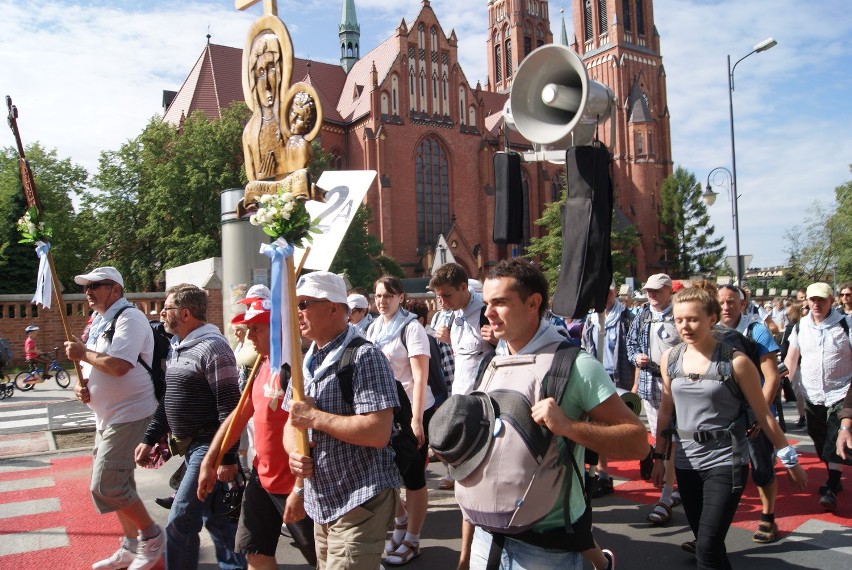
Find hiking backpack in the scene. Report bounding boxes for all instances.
[106,306,172,402]
[336,336,419,475]
[400,321,449,404]
[452,343,586,535]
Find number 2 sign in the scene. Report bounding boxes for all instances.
[294,170,376,271]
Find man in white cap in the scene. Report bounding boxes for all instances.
[284,271,401,569]
[63,266,163,570]
[626,273,681,525]
[785,282,852,511]
[347,293,373,333]
[198,298,316,568]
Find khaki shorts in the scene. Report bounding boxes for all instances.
[314,487,398,570]
[90,416,151,514]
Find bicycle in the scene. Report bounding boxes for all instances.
[15,349,71,391]
[0,366,13,399]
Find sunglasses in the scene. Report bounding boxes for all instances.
[83,281,113,292]
[297,299,329,311]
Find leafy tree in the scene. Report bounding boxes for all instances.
[82,104,250,290]
[658,166,725,278]
[526,172,641,292]
[829,168,852,283]
[783,202,840,284]
[0,144,89,293]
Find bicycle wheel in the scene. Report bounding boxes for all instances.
[3,382,12,398]
[15,371,36,391]
[54,368,71,388]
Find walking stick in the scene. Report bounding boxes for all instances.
[6,96,85,385]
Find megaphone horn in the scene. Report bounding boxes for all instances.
[508,44,614,148]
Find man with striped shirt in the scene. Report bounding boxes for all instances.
[135,283,245,570]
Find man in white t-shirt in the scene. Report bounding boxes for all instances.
[65,266,163,570]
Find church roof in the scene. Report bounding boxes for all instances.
[337,34,400,122]
[626,77,652,123]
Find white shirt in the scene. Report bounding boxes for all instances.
[84,305,157,429]
[369,319,435,410]
[450,291,494,396]
[789,312,852,406]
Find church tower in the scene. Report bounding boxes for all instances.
[340,0,360,73]
[570,0,673,277]
[486,0,554,93]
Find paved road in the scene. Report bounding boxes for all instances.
[0,396,850,569]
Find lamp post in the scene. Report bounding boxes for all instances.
[702,167,740,280]
[703,37,777,285]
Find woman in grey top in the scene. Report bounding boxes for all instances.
[651,287,807,570]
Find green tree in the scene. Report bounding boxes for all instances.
[0,144,89,293]
[83,104,250,290]
[526,172,641,292]
[658,166,725,278]
[783,202,839,284]
[828,168,852,283]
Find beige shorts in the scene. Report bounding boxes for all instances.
[90,416,151,514]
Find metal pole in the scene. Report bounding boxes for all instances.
[727,54,743,285]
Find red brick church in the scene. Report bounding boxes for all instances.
[164,0,672,280]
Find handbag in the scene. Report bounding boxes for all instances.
[209,464,247,520]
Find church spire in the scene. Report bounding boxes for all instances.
[339,0,360,73]
[560,7,569,45]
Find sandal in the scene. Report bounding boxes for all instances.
[753,520,778,543]
[681,540,696,555]
[670,490,682,508]
[647,501,672,525]
[384,540,421,566]
[384,520,408,555]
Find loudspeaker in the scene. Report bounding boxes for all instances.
[493,151,524,245]
[507,44,613,148]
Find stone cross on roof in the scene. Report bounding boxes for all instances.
[235,0,277,16]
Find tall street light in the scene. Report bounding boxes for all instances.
[703,37,777,285]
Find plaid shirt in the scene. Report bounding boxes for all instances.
[283,329,401,524]
[626,304,674,408]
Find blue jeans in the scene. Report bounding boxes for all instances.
[676,465,748,570]
[470,527,582,570]
[166,441,246,570]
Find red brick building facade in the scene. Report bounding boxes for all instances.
[164,0,671,280]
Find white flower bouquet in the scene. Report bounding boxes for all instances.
[249,187,319,248]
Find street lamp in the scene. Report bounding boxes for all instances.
[703,167,739,278]
[704,37,777,285]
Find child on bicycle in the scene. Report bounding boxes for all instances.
[24,325,50,376]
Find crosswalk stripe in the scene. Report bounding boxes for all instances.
[0,417,49,431]
[0,497,60,519]
[0,409,44,419]
[0,476,54,493]
[0,527,69,556]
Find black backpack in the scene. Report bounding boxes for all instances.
[107,306,172,402]
[336,336,419,475]
[400,321,449,403]
[712,322,763,373]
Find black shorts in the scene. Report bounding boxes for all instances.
[401,406,436,491]
[235,469,285,557]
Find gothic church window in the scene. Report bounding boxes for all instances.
[623,0,632,31]
[598,0,608,31]
[636,0,645,35]
[584,1,593,41]
[415,136,451,248]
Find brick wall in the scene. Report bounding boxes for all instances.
[0,290,223,369]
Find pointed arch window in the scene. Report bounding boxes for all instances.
[459,87,467,124]
[536,25,545,48]
[418,23,425,50]
[494,37,503,83]
[415,136,451,248]
[391,74,399,114]
[598,0,608,32]
[623,0,632,32]
[505,40,512,78]
[584,1,593,41]
[431,27,438,52]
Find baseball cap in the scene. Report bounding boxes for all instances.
[238,284,271,305]
[74,266,124,288]
[24,325,39,332]
[643,273,672,290]
[295,272,348,304]
[230,299,271,325]
[347,294,369,310]
[805,282,833,299]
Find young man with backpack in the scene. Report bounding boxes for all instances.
[434,259,647,570]
[785,282,852,512]
[63,266,163,570]
[717,284,783,543]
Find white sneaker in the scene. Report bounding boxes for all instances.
[92,542,136,569]
[128,527,164,570]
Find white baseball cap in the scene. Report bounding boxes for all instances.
[295,272,348,305]
[347,294,369,310]
[74,266,124,288]
[238,284,271,305]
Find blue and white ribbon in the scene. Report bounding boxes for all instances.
[260,238,295,380]
[32,241,52,309]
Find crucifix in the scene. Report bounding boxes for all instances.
[234,0,277,16]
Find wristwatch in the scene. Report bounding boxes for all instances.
[292,486,304,497]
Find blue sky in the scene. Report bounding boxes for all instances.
[2,0,851,269]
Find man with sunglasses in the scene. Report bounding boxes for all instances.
[135,283,245,570]
[64,266,163,570]
[284,271,401,569]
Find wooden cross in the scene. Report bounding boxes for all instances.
[235,0,277,16]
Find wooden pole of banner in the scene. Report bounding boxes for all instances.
[286,255,311,455]
[5,96,85,385]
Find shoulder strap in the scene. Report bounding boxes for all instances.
[336,336,371,406]
[472,351,496,391]
[745,321,758,340]
[541,342,581,405]
[399,320,414,351]
[104,306,132,343]
[840,316,851,336]
[667,342,688,379]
